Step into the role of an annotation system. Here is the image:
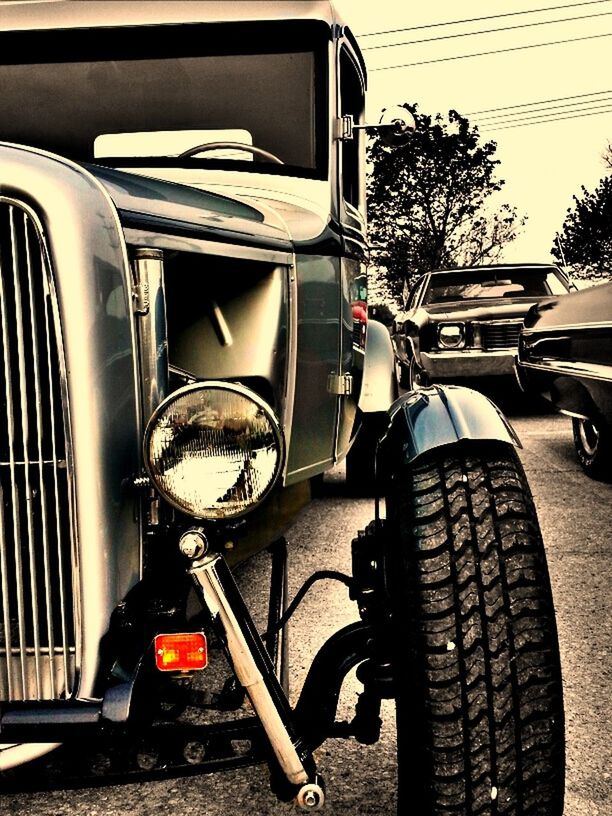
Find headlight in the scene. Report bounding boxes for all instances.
[438,323,466,349]
[144,382,284,520]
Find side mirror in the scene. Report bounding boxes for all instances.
[378,106,417,146]
[336,106,416,145]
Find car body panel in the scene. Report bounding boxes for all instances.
[380,384,521,467]
[0,144,142,767]
[518,282,612,424]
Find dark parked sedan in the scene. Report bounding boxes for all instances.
[393,263,574,387]
[517,281,612,479]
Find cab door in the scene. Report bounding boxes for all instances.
[335,40,368,459]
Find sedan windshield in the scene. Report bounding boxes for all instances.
[423,268,568,304]
[0,21,328,178]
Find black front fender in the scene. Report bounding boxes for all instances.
[379,384,521,468]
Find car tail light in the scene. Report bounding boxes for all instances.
[154,632,208,672]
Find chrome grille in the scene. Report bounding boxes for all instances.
[0,199,77,701]
[481,321,522,351]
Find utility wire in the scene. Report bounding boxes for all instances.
[467,88,612,115]
[371,31,612,71]
[358,0,610,37]
[473,95,612,122]
[475,99,612,126]
[361,10,612,50]
[480,105,612,130]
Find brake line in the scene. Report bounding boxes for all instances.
[262,570,354,644]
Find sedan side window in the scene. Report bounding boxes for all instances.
[408,277,426,309]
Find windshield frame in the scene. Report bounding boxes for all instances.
[0,20,330,180]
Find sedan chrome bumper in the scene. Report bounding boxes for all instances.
[421,349,517,378]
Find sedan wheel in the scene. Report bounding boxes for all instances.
[572,416,611,480]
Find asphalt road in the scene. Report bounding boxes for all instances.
[1,407,611,815]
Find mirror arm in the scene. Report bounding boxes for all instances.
[335,115,399,142]
[334,114,415,144]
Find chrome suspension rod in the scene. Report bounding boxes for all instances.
[189,552,310,788]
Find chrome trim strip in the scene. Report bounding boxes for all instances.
[520,358,612,383]
[124,227,292,266]
[425,348,515,359]
[522,321,612,335]
[476,318,524,325]
[523,335,571,351]
[131,249,168,422]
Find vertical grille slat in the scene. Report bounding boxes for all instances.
[0,198,77,702]
[0,487,14,698]
[42,232,72,693]
[9,206,44,700]
[0,212,29,699]
[24,211,56,699]
[481,321,522,351]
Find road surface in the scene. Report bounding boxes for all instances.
[1,409,610,815]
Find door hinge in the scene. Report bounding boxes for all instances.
[334,115,354,141]
[327,373,353,396]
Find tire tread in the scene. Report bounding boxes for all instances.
[388,442,564,815]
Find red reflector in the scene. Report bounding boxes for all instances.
[154,632,208,672]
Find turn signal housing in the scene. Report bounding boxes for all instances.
[154,632,208,672]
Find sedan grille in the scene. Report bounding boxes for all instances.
[0,199,77,702]
[481,321,522,351]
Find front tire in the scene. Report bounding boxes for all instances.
[385,442,564,815]
[572,415,611,480]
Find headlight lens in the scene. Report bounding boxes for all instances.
[438,323,466,349]
[144,382,284,519]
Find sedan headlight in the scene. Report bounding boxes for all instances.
[438,323,466,349]
[144,382,284,520]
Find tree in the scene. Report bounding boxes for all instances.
[552,175,612,281]
[367,105,524,300]
[603,141,612,172]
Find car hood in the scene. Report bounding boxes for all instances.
[421,297,553,321]
[88,164,296,252]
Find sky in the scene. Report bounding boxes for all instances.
[336,0,612,263]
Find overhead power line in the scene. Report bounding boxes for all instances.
[476,99,612,126]
[467,88,612,115]
[474,95,612,123]
[371,30,612,71]
[358,0,611,37]
[481,105,612,130]
[361,10,612,51]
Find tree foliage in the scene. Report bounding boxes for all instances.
[367,105,523,299]
[552,175,612,279]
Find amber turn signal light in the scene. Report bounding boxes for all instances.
[154,632,208,672]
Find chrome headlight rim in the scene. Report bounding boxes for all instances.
[143,380,285,520]
[437,322,466,350]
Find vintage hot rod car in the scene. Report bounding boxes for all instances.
[0,2,564,814]
[393,263,573,388]
[518,280,612,480]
